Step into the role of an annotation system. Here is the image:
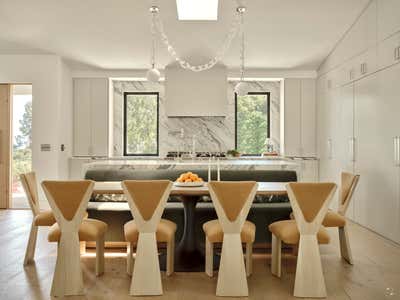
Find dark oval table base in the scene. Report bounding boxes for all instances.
[160,195,220,272]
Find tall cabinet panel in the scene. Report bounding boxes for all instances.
[284,79,301,157]
[354,66,400,243]
[301,79,316,157]
[284,78,316,157]
[73,78,109,157]
[73,79,91,156]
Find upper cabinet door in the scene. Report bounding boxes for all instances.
[377,0,400,41]
[301,79,316,157]
[90,78,109,157]
[284,79,301,157]
[73,79,91,156]
[377,31,400,70]
[73,78,109,157]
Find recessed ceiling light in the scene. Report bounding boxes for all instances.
[176,0,219,21]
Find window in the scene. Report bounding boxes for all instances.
[235,92,270,155]
[124,92,159,156]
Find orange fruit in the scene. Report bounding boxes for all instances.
[185,179,192,183]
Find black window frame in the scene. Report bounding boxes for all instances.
[123,92,160,156]
[235,92,271,156]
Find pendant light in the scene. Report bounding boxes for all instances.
[234,6,249,96]
[146,6,161,82]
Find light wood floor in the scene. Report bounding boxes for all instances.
[0,210,399,300]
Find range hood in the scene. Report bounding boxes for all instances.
[165,64,228,117]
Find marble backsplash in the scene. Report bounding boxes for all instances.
[112,80,280,157]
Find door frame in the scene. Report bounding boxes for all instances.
[0,84,12,209]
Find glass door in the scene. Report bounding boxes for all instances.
[11,85,32,209]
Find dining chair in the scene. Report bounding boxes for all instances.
[42,180,107,297]
[122,180,175,296]
[290,172,359,264]
[269,182,336,298]
[20,172,89,266]
[207,181,258,297]
[20,172,56,266]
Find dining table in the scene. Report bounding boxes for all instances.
[93,181,288,272]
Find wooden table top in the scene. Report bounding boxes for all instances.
[93,181,288,196]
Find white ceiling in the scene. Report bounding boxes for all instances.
[0,0,369,70]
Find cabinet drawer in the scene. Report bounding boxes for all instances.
[378,32,400,70]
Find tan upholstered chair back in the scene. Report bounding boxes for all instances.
[338,173,360,215]
[42,180,94,226]
[208,181,257,233]
[20,172,40,215]
[122,180,172,231]
[287,182,337,234]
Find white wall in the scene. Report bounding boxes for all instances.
[0,55,73,207]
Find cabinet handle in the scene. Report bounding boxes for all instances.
[395,137,400,167]
[349,137,356,162]
[327,139,333,160]
[396,47,400,61]
[349,69,354,80]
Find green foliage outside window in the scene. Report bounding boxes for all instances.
[236,93,270,155]
[13,101,32,179]
[124,93,158,155]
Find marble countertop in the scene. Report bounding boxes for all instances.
[84,158,299,171]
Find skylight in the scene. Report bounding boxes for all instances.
[176,0,219,20]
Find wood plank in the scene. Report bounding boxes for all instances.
[0,84,11,209]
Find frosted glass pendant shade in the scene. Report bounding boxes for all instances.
[146,68,161,82]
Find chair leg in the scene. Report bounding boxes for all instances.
[95,236,105,276]
[80,241,86,255]
[217,233,248,297]
[166,237,175,276]
[294,235,326,298]
[339,225,353,265]
[51,233,84,297]
[245,243,253,277]
[126,242,134,276]
[130,233,162,296]
[205,237,213,277]
[24,222,38,266]
[271,234,282,278]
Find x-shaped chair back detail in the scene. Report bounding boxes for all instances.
[286,182,337,298]
[122,180,172,296]
[42,180,94,297]
[20,172,41,216]
[338,173,360,216]
[208,181,257,297]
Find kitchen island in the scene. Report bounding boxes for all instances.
[84,158,300,173]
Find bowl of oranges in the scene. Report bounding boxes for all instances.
[174,172,205,187]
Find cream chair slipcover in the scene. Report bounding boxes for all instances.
[207,181,257,297]
[269,182,337,298]
[122,180,174,296]
[42,180,106,297]
[290,172,359,264]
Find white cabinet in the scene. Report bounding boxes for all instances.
[284,78,316,157]
[377,0,400,41]
[354,66,400,243]
[69,158,91,179]
[377,31,400,70]
[301,79,317,157]
[73,78,109,157]
[295,159,319,182]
